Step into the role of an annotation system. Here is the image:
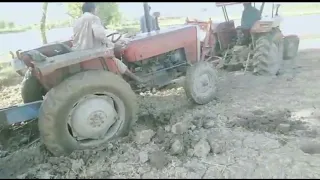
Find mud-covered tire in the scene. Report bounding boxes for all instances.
[252,34,283,76]
[283,35,299,60]
[38,70,137,156]
[21,69,45,103]
[184,61,217,105]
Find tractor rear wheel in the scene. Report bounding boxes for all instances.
[283,35,300,60]
[184,61,217,105]
[38,70,137,156]
[252,33,283,76]
[21,69,45,103]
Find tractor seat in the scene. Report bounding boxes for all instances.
[34,42,73,57]
[21,42,73,63]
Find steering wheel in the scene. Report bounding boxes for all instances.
[106,32,122,43]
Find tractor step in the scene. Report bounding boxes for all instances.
[0,100,42,126]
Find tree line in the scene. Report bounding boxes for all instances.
[0,21,16,29]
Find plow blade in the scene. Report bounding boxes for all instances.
[0,101,42,126]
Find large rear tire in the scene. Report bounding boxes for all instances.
[184,61,218,105]
[21,69,45,103]
[283,35,299,60]
[38,70,137,156]
[252,31,283,76]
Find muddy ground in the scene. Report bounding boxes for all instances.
[1,49,320,178]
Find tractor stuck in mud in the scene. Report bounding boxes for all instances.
[1,2,300,157]
[3,3,218,156]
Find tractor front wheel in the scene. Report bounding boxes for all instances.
[184,61,218,105]
[38,70,137,156]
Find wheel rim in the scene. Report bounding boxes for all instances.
[193,71,215,97]
[67,92,125,147]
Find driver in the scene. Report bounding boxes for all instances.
[241,2,261,30]
[73,3,146,83]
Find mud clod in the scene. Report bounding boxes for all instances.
[0,150,8,158]
[203,119,215,129]
[193,139,211,158]
[300,141,320,155]
[149,150,168,169]
[155,127,166,143]
[171,122,189,135]
[183,160,207,177]
[171,139,184,155]
[134,129,155,144]
[71,159,84,172]
[139,151,149,163]
[277,123,291,134]
[252,109,265,115]
[187,148,194,157]
[164,125,171,132]
[208,139,227,155]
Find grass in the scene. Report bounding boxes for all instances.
[0,65,21,87]
[0,27,31,34]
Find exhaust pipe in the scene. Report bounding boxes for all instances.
[155,17,159,30]
[153,12,161,31]
[143,2,151,33]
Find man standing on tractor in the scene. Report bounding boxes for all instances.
[239,2,261,44]
[241,2,261,30]
[72,2,146,83]
[140,5,157,33]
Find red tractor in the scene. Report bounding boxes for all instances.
[10,3,218,156]
[186,2,300,75]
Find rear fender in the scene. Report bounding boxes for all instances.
[80,57,120,74]
[33,47,114,75]
[32,56,120,91]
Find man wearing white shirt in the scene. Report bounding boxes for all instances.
[73,3,146,83]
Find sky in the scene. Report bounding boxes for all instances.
[0,2,299,25]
